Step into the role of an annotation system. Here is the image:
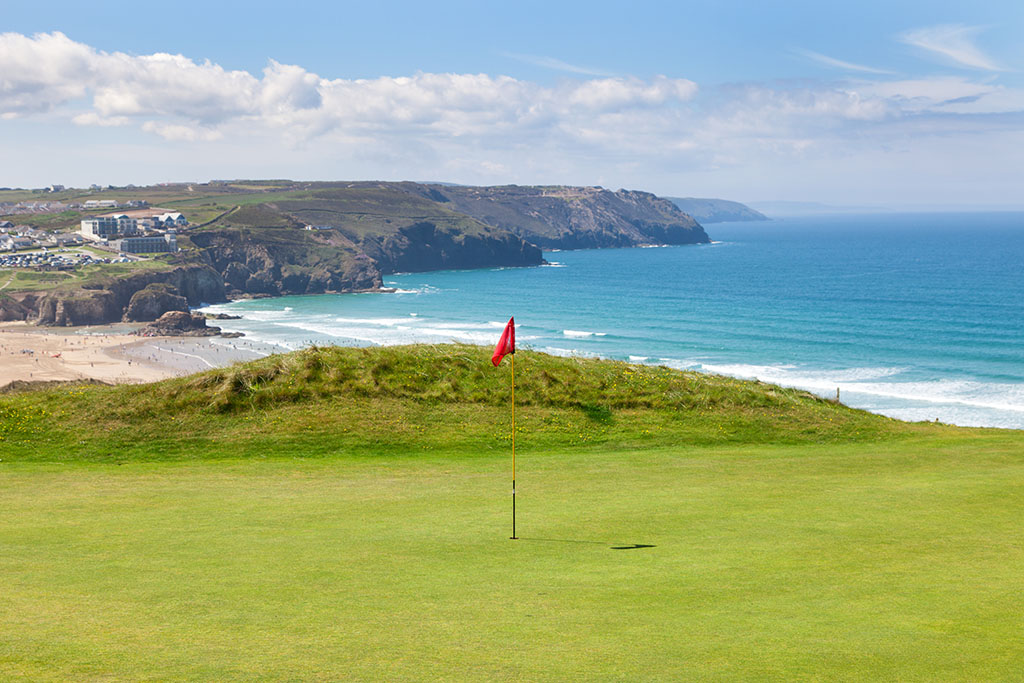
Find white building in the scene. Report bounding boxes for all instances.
[84,199,119,210]
[80,209,187,241]
[80,214,142,240]
[1,235,34,251]
[157,212,188,227]
[51,233,84,247]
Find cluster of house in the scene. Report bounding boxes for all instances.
[0,222,84,252]
[0,201,71,215]
[79,210,187,253]
[0,197,148,216]
[1,193,189,258]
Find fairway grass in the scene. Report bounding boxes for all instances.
[3,433,1023,680]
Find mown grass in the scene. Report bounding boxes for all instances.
[1,345,1022,680]
[2,438,1023,680]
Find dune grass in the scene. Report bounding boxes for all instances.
[1,345,1022,680]
[1,345,921,463]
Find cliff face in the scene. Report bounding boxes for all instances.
[190,186,545,295]
[0,294,36,322]
[192,222,542,294]
[34,265,225,326]
[190,228,382,297]
[404,184,711,249]
[362,221,543,274]
[35,290,121,327]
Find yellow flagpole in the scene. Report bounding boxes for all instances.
[511,352,517,540]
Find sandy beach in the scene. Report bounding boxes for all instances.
[0,322,284,388]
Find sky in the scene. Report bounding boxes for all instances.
[2,0,1023,208]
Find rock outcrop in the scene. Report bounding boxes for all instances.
[139,310,220,337]
[0,295,35,322]
[123,283,189,322]
[34,289,122,327]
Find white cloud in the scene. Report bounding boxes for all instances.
[0,31,94,115]
[795,49,894,75]
[260,60,323,113]
[900,24,1003,71]
[566,76,697,110]
[0,32,700,141]
[71,112,131,127]
[1,31,1022,207]
[141,121,224,142]
[93,52,259,124]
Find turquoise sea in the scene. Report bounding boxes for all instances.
[200,212,1024,429]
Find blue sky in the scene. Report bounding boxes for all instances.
[2,0,1023,207]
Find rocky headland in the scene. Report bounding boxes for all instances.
[408,184,711,248]
[3,180,712,326]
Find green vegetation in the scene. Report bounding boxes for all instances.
[0,181,311,229]
[1,257,174,294]
[2,346,1022,679]
[0,210,84,231]
[0,345,917,461]
[1,269,74,291]
[186,184,501,244]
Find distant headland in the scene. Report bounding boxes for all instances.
[0,180,759,326]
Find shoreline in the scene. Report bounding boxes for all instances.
[0,322,285,389]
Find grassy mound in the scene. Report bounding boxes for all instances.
[1,344,941,462]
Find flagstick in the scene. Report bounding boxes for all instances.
[511,352,517,540]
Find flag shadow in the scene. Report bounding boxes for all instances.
[517,537,655,550]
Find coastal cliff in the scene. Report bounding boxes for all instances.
[4,179,715,326]
[404,184,711,248]
[190,186,544,296]
[33,264,225,326]
[190,228,382,298]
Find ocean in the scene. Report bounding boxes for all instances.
[199,212,1024,430]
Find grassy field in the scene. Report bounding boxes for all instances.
[1,346,1022,680]
[0,257,175,294]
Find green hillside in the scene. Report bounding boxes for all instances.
[1,345,924,462]
[2,346,1022,680]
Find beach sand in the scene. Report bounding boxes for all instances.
[0,322,284,388]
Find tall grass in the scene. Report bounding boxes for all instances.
[0,344,948,463]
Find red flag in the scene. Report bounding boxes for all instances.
[491,316,515,366]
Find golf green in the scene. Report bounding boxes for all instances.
[3,433,1022,680]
